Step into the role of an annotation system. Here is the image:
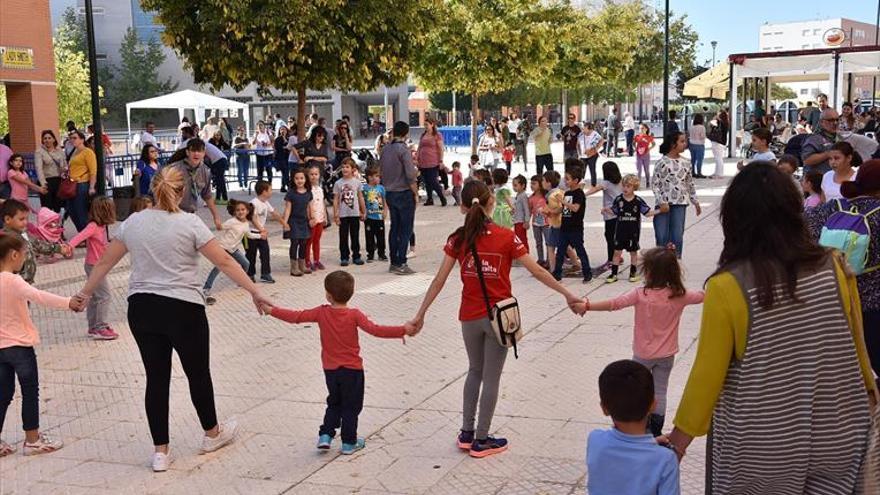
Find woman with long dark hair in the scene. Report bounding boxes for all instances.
[408,180,583,459]
[274,126,290,192]
[34,130,65,212]
[66,130,97,231]
[417,117,447,206]
[651,132,700,256]
[296,126,330,170]
[667,162,874,493]
[134,144,160,197]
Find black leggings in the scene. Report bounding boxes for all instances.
[581,156,599,187]
[128,293,217,446]
[604,218,617,262]
[290,237,308,260]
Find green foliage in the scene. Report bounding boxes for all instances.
[771,84,797,101]
[143,0,435,135]
[55,6,87,55]
[414,0,565,96]
[623,8,698,92]
[101,28,177,126]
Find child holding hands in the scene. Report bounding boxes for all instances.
[260,270,417,454]
[0,233,85,457]
[583,247,704,436]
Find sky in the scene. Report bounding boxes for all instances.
[661,0,877,66]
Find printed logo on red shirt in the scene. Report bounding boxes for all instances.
[463,252,503,279]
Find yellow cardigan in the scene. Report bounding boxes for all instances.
[673,262,876,438]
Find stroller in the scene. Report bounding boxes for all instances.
[26,207,65,262]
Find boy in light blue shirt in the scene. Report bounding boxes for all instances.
[586,360,679,495]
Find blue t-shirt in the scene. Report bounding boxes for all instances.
[586,428,679,495]
[363,184,386,221]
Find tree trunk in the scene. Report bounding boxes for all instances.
[471,92,479,155]
[297,84,307,140]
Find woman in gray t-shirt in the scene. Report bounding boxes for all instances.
[76,166,271,472]
[584,161,623,269]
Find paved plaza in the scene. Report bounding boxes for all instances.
[0,151,735,494]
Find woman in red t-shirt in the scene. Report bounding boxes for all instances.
[409,180,584,458]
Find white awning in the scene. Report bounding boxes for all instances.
[125,89,251,144]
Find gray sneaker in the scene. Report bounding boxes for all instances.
[395,264,415,275]
[389,264,401,274]
[200,419,238,453]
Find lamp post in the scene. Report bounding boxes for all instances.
[662,0,670,134]
[83,0,105,194]
[711,40,717,66]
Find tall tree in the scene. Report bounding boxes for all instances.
[414,0,569,152]
[142,0,436,138]
[55,6,87,55]
[101,28,177,126]
[621,9,698,99]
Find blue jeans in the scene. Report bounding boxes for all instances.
[552,229,591,280]
[625,129,635,156]
[67,182,91,231]
[420,166,445,204]
[0,346,40,434]
[653,204,687,257]
[203,249,250,292]
[689,144,705,176]
[256,155,273,183]
[235,151,250,187]
[387,190,415,267]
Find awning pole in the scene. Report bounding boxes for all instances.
[832,52,841,109]
[728,63,737,159]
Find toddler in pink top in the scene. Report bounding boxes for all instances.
[66,197,118,340]
[0,233,82,457]
[584,247,704,437]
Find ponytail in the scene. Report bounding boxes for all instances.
[151,166,184,213]
[451,180,492,253]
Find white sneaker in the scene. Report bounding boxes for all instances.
[22,433,63,456]
[152,450,171,472]
[200,419,238,453]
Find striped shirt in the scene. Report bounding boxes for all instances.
[708,258,870,494]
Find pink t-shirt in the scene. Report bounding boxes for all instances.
[67,221,108,265]
[8,170,29,202]
[416,133,443,169]
[609,287,704,359]
[0,272,70,348]
[452,169,463,187]
[804,194,822,209]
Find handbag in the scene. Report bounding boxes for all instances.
[470,244,523,358]
[57,171,77,200]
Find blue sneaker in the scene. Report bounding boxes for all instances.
[260,275,276,284]
[316,434,332,450]
[340,259,350,267]
[340,438,365,455]
[353,257,365,266]
[469,436,508,458]
[456,430,474,450]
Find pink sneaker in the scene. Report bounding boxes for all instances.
[91,328,119,340]
[87,328,101,338]
[314,261,326,270]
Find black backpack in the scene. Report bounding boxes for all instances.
[783,134,809,169]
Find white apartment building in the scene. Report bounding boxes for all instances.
[759,18,878,101]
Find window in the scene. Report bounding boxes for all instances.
[763,47,773,51]
[800,89,809,95]
[855,29,866,39]
[802,44,811,49]
[773,46,783,50]
[762,31,773,36]
[774,31,783,35]
[813,29,821,35]
[77,6,104,15]
[95,54,107,60]
[802,29,811,36]
[131,1,164,42]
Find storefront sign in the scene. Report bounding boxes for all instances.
[0,46,35,69]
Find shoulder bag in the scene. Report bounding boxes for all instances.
[57,171,77,200]
[470,244,523,358]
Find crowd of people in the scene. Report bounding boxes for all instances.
[0,96,879,494]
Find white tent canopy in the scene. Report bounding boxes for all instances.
[125,89,250,141]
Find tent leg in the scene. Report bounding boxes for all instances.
[728,63,737,159]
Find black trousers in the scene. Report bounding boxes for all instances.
[604,218,618,262]
[246,238,271,277]
[535,154,553,176]
[39,177,63,212]
[210,158,228,201]
[581,156,599,187]
[128,293,217,446]
[256,154,273,183]
[320,368,364,444]
[339,216,361,260]
[364,218,385,259]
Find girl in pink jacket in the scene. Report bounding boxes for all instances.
[584,246,704,437]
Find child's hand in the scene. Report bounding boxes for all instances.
[260,229,268,240]
[334,216,341,226]
[404,321,419,336]
[359,213,366,222]
[283,222,291,231]
[61,244,73,258]
[308,219,315,227]
[69,293,88,312]
[257,300,274,315]
[601,207,612,216]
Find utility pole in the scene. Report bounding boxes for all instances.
[711,40,717,66]
[84,0,105,194]
[662,0,670,134]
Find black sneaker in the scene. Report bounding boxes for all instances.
[469,436,508,458]
[341,259,350,267]
[457,430,474,450]
[379,255,388,262]
[366,257,374,263]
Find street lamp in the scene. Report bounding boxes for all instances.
[662,0,670,134]
[711,40,718,66]
[83,0,105,194]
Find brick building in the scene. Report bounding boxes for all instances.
[0,0,59,150]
